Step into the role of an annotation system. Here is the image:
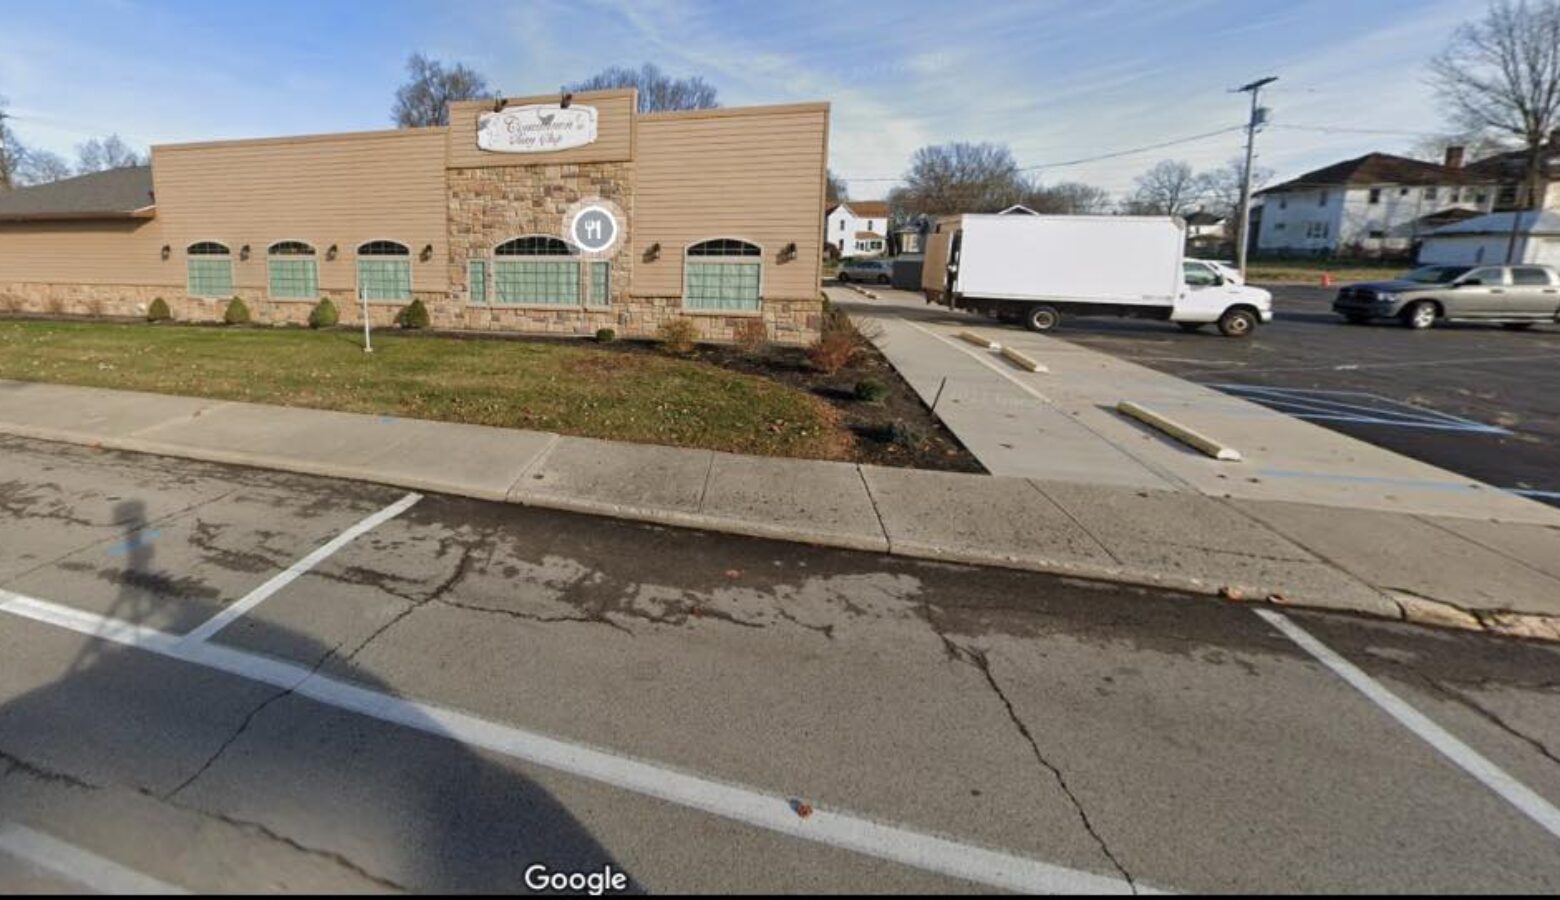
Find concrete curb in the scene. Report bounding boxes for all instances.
[3,418,1556,644]
[1116,401,1242,462]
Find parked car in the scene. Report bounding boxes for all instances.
[922,214,1273,337]
[1333,264,1560,329]
[837,259,892,284]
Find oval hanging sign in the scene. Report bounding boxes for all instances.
[477,104,598,154]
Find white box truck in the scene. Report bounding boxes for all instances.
[921,214,1273,337]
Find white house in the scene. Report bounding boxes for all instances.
[1255,149,1495,256]
[1419,210,1560,267]
[825,200,889,257]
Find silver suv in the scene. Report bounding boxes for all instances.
[1333,264,1560,329]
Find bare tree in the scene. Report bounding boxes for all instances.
[0,97,18,190]
[1430,0,1560,222]
[392,53,491,128]
[1197,157,1274,216]
[889,142,1027,218]
[1022,180,1112,215]
[17,148,72,185]
[1128,159,1204,216]
[568,63,718,114]
[1404,130,1512,163]
[74,134,145,173]
[826,169,848,205]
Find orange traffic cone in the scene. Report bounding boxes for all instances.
[1321,272,1333,287]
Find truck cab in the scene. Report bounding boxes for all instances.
[1177,259,1274,335]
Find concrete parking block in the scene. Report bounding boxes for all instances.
[1233,499,1560,617]
[1035,481,1399,615]
[512,436,712,517]
[860,466,1115,574]
[698,455,887,552]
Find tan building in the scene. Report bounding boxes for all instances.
[0,89,830,344]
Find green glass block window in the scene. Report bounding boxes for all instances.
[684,262,761,311]
[469,260,488,304]
[186,242,232,298]
[267,259,318,299]
[494,261,579,306]
[588,261,611,307]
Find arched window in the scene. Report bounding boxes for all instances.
[492,235,580,306]
[356,240,412,301]
[684,239,762,312]
[267,241,318,300]
[186,242,232,298]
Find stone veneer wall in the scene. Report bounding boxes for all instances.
[0,283,440,328]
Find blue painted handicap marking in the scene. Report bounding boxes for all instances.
[1205,384,1511,435]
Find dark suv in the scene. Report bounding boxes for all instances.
[1333,264,1560,329]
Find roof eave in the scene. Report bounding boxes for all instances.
[0,206,156,223]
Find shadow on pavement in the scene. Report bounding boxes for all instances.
[0,498,631,892]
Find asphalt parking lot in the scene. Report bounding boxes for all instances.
[2,436,1560,892]
[1049,284,1560,504]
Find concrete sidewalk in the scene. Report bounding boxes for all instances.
[837,286,1560,525]
[0,378,1557,639]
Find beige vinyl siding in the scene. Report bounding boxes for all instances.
[0,219,167,285]
[150,127,450,293]
[631,104,828,301]
[445,89,636,169]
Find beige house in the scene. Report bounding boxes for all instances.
[0,89,831,344]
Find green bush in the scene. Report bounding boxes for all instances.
[222,297,250,325]
[146,297,171,323]
[854,378,887,403]
[308,298,339,329]
[595,327,617,343]
[884,420,925,450]
[396,299,431,330]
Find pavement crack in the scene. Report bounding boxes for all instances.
[940,635,1138,892]
[0,744,102,791]
[173,805,409,892]
[163,687,292,801]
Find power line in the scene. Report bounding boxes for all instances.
[1268,123,1445,138]
[836,124,1246,182]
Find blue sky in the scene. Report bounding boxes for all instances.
[0,0,1492,198]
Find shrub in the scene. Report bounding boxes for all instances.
[146,298,171,322]
[86,297,107,318]
[595,327,617,343]
[733,318,769,354]
[396,299,431,330]
[656,317,698,354]
[308,298,339,329]
[45,297,65,316]
[223,297,251,325]
[0,293,21,314]
[884,420,925,450]
[807,332,857,374]
[854,378,887,403]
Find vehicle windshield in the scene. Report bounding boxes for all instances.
[1401,265,1472,284]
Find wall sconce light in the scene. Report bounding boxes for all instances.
[644,242,661,262]
[160,244,171,260]
[780,242,798,262]
[560,91,574,109]
[239,244,251,261]
[326,244,338,261]
[420,244,435,262]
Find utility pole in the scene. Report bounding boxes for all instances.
[1233,76,1277,282]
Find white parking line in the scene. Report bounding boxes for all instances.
[0,590,1149,895]
[1255,609,1560,843]
[179,492,422,645]
[0,823,187,894]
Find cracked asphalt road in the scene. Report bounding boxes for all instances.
[1,434,1558,892]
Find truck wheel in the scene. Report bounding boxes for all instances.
[1024,305,1061,332]
[1217,308,1258,338]
[1177,322,1205,333]
[1402,301,1437,330]
[837,272,850,284]
[1343,313,1371,325]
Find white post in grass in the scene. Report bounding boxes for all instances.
[360,281,373,353]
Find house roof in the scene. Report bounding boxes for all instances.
[1257,153,1480,196]
[828,200,889,219]
[1425,209,1560,237]
[0,166,155,221]
[998,204,1039,215]
[1183,210,1224,225]
[1462,143,1560,179]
